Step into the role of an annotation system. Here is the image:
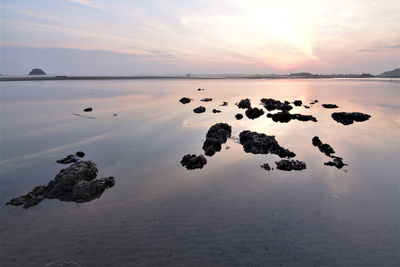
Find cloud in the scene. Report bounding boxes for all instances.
[357,49,385,53]
[357,43,400,52]
[66,0,101,9]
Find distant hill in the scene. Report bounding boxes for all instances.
[289,72,315,77]
[29,68,46,75]
[378,68,400,78]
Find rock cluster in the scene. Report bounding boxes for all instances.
[193,106,206,113]
[267,111,317,123]
[237,98,251,109]
[239,131,295,158]
[322,104,338,109]
[56,151,86,164]
[331,112,371,125]
[179,97,191,104]
[275,160,307,171]
[312,136,347,169]
[261,98,293,111]
[181,154,207,170]
[6,161,115,208]
[245,107,265,119]
[202,123,232,156]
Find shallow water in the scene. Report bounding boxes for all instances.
[1,78,399,266]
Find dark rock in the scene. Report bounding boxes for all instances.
[193,106,206,113]
[312,136,347,169]
[180,154,207,170]
[113,113,117,116]
[201,98,213,102]
[293,114,317,122]
[197,88,204,91]
[239,131,295,158]
[202,123,232,156]
[267,111,317,123]
[72,177,115,202]
[29,68,46,75]
[304,105,310,109]
[179,97,191,104]
[312,136,335,156]
[220,101,228,106]
[83,108,92,112]
[235,113,243,120]
[44,161,99,199]
[57,155,79,164]
[324,156,346,169]
[212,109,221,113]
[6,161,115,208]
[245,107,265,119]
[331,112,371,125]
[76,151,85,158]
[310,100,319,104]
[260,98,293,111]
[293,100,302,106]
[322,104,338,109]
[275,160,306,171]
[261,163,271,171]
[237,98,251,109]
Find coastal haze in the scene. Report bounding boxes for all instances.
[1,0,400,266]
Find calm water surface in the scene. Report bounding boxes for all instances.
[1,79,399,266]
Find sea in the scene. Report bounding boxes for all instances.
[1,78,399,266]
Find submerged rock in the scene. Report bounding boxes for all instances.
[57,154,79,164]
[83,107,92,112]
[202,123,232,156]
[260,163,271,171]
[220,101,228,106]
[293,100,302,106]
[322,104,338,109]
[193,106,206,113]
[179,97,191,104]
[212,109,221,113]
[267,111,317,123]
[235,113,243,120]
[260,98,293,111]
[180,154,207,170]
[331,112,371,125]
[237,98,251,109]
[201,98,213,102]
[245,107,265,119]
[6,161,115,208]
[312,136,347,169]
[239,130,295,158]
[275,160,306,171]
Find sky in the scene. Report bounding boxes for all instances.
[1,0,399,75]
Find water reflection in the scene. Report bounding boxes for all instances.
[0,78,399,266]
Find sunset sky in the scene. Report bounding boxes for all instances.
[1,0,399,75]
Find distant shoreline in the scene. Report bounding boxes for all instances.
[1,75,397,82]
